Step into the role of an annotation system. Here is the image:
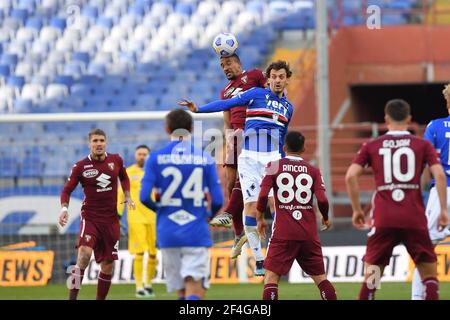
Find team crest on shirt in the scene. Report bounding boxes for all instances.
[85,235,91,242]
[108,163,114,171]
[241,75,248,84]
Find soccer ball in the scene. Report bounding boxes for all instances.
[212,33,238,58]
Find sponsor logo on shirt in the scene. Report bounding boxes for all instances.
[82,169,99,178]
[84,164,93,169]
[168,209,197,226]
[96,173,112,192]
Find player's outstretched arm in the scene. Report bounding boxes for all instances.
[429,163,449,230]
[345,163,366,229]
[178,89,255,113]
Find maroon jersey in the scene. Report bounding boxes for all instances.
[220,68,266,130]
[61,153,130,224]
[353,131,440,230]
[257,156,327,241]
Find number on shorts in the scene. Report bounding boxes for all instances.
[160,167,203,207]
[276,173,313,204]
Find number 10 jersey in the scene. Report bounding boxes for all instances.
[353,131,440,230]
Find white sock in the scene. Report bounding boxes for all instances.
[411,267,424,300]
[244,225,264,261]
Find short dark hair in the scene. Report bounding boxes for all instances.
[265,60,292,78]
[166,109,193,134]
[384,99,411,122]
[88,128,106,140]
[285,131,305,153]
[135,144,150,151]
[220,53,241,64]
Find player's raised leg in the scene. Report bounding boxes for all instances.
[97,260,114,300]
[68,245,92,300]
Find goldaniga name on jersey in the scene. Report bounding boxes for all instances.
[157,154,208,165]
[382,139,411,148]
[282,164,308,173]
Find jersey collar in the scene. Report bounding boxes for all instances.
[88,152,108,161]
[386,131,410,135]
[285,155,304,160]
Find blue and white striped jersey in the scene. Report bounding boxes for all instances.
[198,87,294,154]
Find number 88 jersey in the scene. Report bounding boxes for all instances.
[260,156,326,241]
[353,131,440,229]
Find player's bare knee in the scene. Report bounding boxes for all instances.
[264,270,280,284]
[100,260,114,274]
[77,247,92,268]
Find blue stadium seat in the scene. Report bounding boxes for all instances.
[26,16,43,31]
[7,75,25,89]
[97,16,114,29]
[0,157,18,178]
[54,75,74,87]
[14,98,33,113]
[72,51,90,66]
[135,94,157,109]
[82,6,99,19]
[79,75,100,85]
[49,17,67,32]
[175,2,194,15]
[1,53,18,67]
[0,64,10,79]
[19,157,43,178]
[10,8,28,24]
[84,96,111,110]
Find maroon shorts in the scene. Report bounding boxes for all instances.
[77,218,120,263]
[364,227,437,266]
[264,238,325,276]
[224,129,243,169]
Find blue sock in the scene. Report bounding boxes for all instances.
[177,296,186,300]
[245,216,257,226]
[271,212,275,218]
[186,295,201,300]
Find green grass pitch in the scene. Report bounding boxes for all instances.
[0,282,449,300]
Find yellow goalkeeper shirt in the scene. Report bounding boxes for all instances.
[117,164,156,224]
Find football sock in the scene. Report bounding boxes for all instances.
[68,265,85,300]
[358,282,376,300]
[423,277,439,300]
[134,253,144,291]
[411,267,424,300]
[225,180,244,236]
[145,254,157,287]
[96,272,112,300]
[244,217,263,261]
[262,283,278,300]
[318,280,337,300]
[186,295,201,300]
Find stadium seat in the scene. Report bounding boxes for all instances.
[1,53,18,68]
[13,98,33,113]
[10,8,28,25]
[7,76,25,89]
[26,17,44,31]
[21,83,45,103]
[49,17,67,33]
[45,84,69,100]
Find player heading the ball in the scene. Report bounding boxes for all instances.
[179,60,294,277]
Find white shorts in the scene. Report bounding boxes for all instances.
[161,247,210,293]
[425,187,450,244]
[238,150,280,204]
